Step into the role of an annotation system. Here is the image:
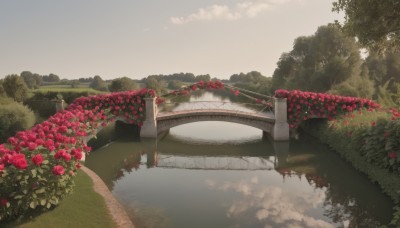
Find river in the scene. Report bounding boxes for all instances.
[85,91,393,228]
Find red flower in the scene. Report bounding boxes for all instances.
[234,90,240,96]
[28,142,38,151]
[63,153,71,162]
[54,149,66,159]
[388,152,397,159]
[11,154,28,170]
[370,121,376,126]
[1,198,7,206]
[52,165,65,176]
[31,154,44,166]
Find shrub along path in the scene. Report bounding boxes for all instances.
[2,169,117,228]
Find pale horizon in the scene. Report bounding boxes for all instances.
[0,0,341,80]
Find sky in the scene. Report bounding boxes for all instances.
[0,0,342,80]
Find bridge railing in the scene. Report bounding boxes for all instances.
[157,101,274,116]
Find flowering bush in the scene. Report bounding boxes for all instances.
[0,88,154,220]
[274,89,380,128]
[161,80,225,99]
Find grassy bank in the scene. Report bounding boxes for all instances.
[300,109,400,226]
[2,170,116,228]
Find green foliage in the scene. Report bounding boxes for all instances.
[0,98,35,142]
[272,24,362,92]
[168,80,184,90]
[89,75,108,91]
[20,71,42,89]
[333,0,400,52]
[195,74,211,82]
[42,74,60,83]
[25,89,102,118]
[68,80,80,88]
[108,77,139,92]
[302,110,400,201]
[230,71,273,95]
[0,80,5,97]
[144,72,196,83]
[301,110,400,226]
[3,75,29,102]
[145,77,166,95]
[329,71,375,98]
[2,170,117,228]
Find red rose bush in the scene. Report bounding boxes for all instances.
[0,88,155,220]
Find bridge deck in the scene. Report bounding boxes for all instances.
[157,109,275,122]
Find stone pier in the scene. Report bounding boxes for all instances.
[272,98,290,141]
[140,97,158,138]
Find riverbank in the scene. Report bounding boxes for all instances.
[300,116,400,226]
[81,166,134,228]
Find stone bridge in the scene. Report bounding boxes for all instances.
[140,98,289,141]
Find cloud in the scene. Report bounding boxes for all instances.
[170,0,295,25]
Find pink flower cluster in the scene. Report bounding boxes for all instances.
[274,90,380,128]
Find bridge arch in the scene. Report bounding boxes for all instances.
[156,110,275,135]
[140,97,290,141]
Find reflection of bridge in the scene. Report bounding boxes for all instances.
[155,155,275,170]
[140,98,289,141]
[140,135,289,170]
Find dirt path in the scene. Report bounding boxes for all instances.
[81,166,135,228]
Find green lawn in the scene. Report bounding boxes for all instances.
[4,170,117,228]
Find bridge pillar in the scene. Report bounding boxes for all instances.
[273,98,289,141]
[140,97,157,138]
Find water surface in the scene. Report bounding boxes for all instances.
[85,91,393,228]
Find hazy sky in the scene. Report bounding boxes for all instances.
[0,0,341,80]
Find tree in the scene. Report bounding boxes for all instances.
[69,80,80,88]
[364,50,400,103]
[42,73,60,82]
[0,80,5,97]
[272,24,362,92]
[168,80,184,90]
[333,0,400,52]
[3,74,29,102]
[145,78,165,95]
[20,71,42,89]
[90,75,108,91]
[195,74,211,82]
[108,77,139,92]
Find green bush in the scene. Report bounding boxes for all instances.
[0,98,36,143]
[25,89,103,118]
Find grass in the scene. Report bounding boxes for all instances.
[4,170,117,228]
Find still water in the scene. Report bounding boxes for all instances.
[85,91,393,228]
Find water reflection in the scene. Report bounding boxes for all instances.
[205,177,332,227]
[85,130,393,227]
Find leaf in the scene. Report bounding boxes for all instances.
[30,201,38,209]
[35,188,46,194]
[40,199,46,206]
[31,169,37,177]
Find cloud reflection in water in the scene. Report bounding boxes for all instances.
[205,176,335,228]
